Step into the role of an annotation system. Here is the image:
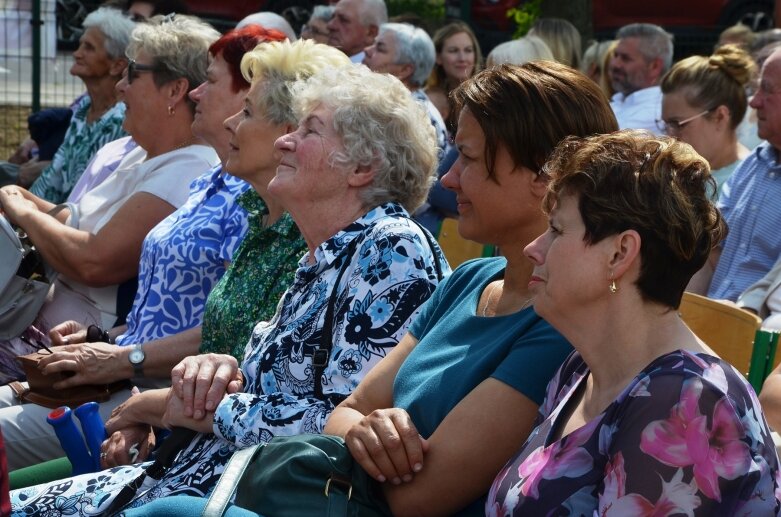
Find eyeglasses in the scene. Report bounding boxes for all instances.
[656,109,712,134]
[127,59,157,84]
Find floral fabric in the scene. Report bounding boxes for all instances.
[29,95,128,204]
[116,166,251,346]
[10,202,450,515]
[200,190,307,357]
[486,350,781,516]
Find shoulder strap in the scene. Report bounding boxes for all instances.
[313,217,443,401]
[313,236,360,401]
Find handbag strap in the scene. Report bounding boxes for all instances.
[200,444,261,517]
[313,217,443,401]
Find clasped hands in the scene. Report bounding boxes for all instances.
[344,408,430,486]
[99,353,243,468]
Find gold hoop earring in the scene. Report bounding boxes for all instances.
[168,105,175,116]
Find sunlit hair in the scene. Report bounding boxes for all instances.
[358,0,389,27]
[427,21,482,89]
[83,7,136,60]
[452,61,618,180]
[542,130,727,309]
[210,25,288,93]
[240,39,350,125]
[616,23,674,72]
[528,17,582,68]
[580,39,616,98]
[661,44,756,130]
[293,65,438,212]
[486,35,554,67]
[379,22,435,87]
[127,14,219,111]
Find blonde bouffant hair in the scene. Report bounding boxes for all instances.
[239,39,351,125]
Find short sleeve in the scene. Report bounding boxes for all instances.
[491,318,572,406]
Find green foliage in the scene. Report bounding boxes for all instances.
[387,0,445,25]
[507,0,542,39]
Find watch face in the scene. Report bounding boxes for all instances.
[129,348,144,364]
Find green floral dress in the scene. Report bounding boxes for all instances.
[200,190,306,358]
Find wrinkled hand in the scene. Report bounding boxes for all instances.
[37,342,123,388]
[49,321,88,347]
[344,408,429,485]
[105,387,149,433]
[171,354,242,420]
[100,424,154,468]
[161,387,214,433]
[0,186,37,222]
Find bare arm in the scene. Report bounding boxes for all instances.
[105,388,170,431]
[39,326,203,387]
[381,380,537,517]
[3,190,175,286]
[760,363,781,431]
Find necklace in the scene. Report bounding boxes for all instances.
[482,280,504,317]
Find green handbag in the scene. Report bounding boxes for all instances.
[201,434,392,517]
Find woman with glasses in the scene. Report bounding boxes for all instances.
[0,15,219,466]
[659,44,756,197]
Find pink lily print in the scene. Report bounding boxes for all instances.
[639,377,751,502]
[518,419,595,499]
[599,452,700,516]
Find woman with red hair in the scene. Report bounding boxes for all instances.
[0,25,293,470]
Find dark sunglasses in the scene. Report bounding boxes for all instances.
[127,59,157,84]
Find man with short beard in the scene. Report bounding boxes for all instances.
[609,23,673,134]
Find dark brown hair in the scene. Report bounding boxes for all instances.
[451,61,618,180]
[542,130,727,309]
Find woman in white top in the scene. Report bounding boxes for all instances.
[0,15,220,387]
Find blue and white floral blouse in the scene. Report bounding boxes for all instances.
[10,203,450,515]
[116,166,251,346]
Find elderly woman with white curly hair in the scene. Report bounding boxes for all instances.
[10,51,449,515]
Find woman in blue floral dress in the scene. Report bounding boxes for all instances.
[487,131,781,515]
[10,44,448,515]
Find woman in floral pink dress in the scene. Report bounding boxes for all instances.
[486,130,781,516]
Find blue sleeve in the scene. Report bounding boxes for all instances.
[491,318,573,406]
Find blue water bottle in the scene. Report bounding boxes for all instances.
[46,406,93,475]
[74,402,107,472]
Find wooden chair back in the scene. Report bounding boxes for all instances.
[679,292,762,379]
[436,218,494,269]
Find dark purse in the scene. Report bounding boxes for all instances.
[201,434,391,517]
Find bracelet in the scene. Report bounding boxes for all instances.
[86,325,113,344]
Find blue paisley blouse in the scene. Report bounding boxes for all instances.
[10,202,450,515]
[487,350,781,516]
[116,166,251,346]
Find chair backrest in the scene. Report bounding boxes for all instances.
[436,218,494,269]
[679,292,762,377]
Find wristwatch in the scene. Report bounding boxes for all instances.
[128,344,145,378]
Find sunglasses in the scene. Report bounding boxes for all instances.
[127,59,157,84]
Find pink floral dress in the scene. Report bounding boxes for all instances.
[486,350,781,516]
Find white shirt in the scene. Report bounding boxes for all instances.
[350,51,365,63]
[610,85,663,134]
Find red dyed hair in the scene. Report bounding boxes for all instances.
[209,25,287,93]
